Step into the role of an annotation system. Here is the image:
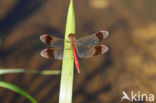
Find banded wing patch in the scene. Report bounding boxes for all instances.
[40,34,64,47]
[40,48,64,60]
[77,30,109,46]
[77,45,108,58]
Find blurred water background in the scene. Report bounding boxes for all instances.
[0,0,156,103]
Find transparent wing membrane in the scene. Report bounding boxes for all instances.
[40,48,64,60]
[77,30,108,46]
[40,31,109,60]
[40,34,64,47]
[77,45,108,58]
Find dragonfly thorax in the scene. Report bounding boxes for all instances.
[68,33,77,48]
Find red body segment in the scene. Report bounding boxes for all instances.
[72,47,80,73]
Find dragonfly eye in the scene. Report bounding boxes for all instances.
[68,33,75,38]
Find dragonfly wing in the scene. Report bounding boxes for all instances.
[77,45,108,58]
[77,30,109,46]
[40,48,63,60]
[40,34,64,47]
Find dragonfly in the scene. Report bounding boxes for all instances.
[40,30,109,73]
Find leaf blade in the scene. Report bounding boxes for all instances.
[0,81,37,103]
[59,0,75,103]
[0,68,60,75]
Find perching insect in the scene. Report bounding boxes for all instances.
[40,30,109,73]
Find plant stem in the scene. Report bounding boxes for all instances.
[59,0,75,103]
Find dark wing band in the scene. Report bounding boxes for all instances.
[40,34,64,47]
[77,45,108,58]
[40,48,64,60]
[77,30,109,46]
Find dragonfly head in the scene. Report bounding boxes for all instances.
[68,33,75,39]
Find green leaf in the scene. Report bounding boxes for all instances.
[59,0,75,103]
[0,68,60,75]
[0,81,37,103]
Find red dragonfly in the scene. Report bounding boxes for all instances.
[40,30,109,73]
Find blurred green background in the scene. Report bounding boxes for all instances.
[0,0,156,103]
